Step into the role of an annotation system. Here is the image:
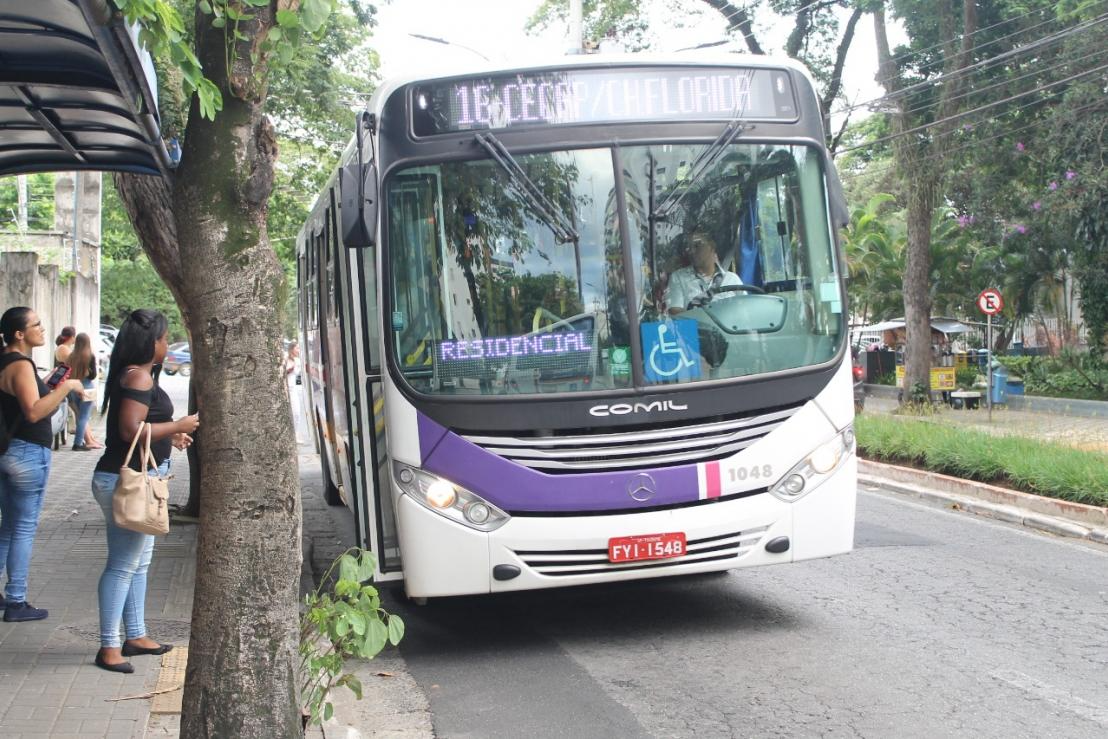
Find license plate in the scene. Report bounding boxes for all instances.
[608,532,687,563]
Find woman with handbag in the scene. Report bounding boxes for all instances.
[68,332,102,451]
[91,310,199,673]
[0,307,87,622]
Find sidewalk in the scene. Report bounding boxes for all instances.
[0,416,195,738]
[0,412,426,738]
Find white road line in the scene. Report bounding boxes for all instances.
[991,669,1108,728]
[858,488,1108,559]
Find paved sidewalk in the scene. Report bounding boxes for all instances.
[0,413,196,739]
[0,421,348,737]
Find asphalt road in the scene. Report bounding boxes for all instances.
[392,487,1108,738]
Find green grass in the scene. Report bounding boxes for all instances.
[855,415,1108,507]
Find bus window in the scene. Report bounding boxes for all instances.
[621,142,843,385]
[385,149,630,396]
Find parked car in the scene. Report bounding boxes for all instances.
[164,344,191,377]
[851,346,866,413]
[94,334,112,377]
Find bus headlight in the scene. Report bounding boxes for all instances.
[392,462,510,531]
[770,427,854,502]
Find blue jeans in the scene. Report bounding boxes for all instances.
[91,459,170,648]
[0,438,52,602]
[72,379,95,448]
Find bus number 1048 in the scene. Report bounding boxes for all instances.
[728,464,773,482]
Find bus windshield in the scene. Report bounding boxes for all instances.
[386,142,843,396]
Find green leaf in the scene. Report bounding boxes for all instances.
[276,9,300,28]
[323,701,333,721]
[211,15,226,29]
[345,674,363,700]
[348,610,367,636]
[357,551,377,582]
[335,616,350,638]
[267,27,282,43]
[198,0,212,14]
[387,614,406,646]
[338,554,358,584]
[299,0,333,34]
[363,619,388,657]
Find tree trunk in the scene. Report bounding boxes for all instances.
[116,4,302,736]
[902,182,935,400]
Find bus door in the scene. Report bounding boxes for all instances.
[319,190,358,509]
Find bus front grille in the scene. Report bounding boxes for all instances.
[461,403,803,473]
[511,527,769,577]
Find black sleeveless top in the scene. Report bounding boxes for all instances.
[95,369,175,473]
[0,353,52,449]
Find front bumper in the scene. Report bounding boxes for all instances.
[395,455,856,598]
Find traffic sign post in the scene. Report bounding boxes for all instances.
[977,288,1004,422]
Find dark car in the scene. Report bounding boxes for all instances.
[851,346,865,413]
[164,343,191,377]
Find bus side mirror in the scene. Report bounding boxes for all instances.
[340,161,378,248]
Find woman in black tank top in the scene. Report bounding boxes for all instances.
[0,307,87,622]
[90,310,200,673]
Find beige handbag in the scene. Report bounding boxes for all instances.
[112,422,170,535]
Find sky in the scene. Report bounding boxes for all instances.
[370,0,906,125]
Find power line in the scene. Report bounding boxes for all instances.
[712,0,1061,75]
[875,5,1080,85]
[838,98,1106,183]
[832,13,1108,118]
[895,44,1108,121]
[836,58,1108,155]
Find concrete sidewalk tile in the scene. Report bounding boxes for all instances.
[48,718,84,733]
[78,718,112,734]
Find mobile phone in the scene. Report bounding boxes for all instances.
[46,364,72,389]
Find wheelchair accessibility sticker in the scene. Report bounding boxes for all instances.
[641,319,701,382]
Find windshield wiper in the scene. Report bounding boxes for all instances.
[475,132,579,244]
[650,118,747,222]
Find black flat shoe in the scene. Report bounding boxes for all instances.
[71,444,90,451]
[95,653,134,673]
[121,641,173,657]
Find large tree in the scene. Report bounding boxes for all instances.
[873,0,976,403]
[108,0,355,734]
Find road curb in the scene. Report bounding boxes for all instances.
[858,459,1108,544]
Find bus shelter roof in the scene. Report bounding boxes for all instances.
[861,317,972,335]
[0,0,171,178]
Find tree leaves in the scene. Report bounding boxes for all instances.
[114,0,337,120]
[300,547,403,726]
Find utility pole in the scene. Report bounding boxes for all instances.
[568,0,583,54]
[16,174,28,231]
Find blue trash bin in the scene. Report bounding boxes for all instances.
[990,363,1009,405]
[1007,378,1024,396]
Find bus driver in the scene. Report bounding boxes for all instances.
[665,229,742,315]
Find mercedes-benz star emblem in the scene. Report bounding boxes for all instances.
[626,473,657,502]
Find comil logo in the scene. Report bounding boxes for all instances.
[588,400,688,417]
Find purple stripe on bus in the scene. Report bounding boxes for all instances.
[416,412,700,512]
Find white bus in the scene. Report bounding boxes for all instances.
[297,56,857,599]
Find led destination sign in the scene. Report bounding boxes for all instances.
[411,67,797,136]
[438,331,593,363]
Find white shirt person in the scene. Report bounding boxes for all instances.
[665,231,742,315]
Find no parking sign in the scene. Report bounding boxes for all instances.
[977,288,1004,316]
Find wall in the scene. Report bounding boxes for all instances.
[0,251,99,368]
